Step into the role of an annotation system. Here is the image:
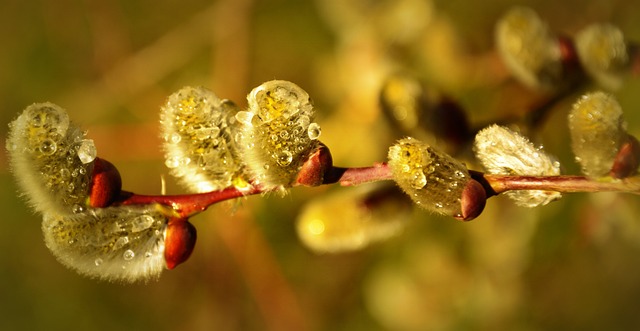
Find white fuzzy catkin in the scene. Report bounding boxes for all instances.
[575,24,629,90]
[388,137,470,217]
[235,80,321,190]
[6,103,95,216]
[569,91,627,177]
[474,124,561,207]
[296,185,409,253]
[495,6,562,89]
[160,86,248,192]
[42,204,169,283]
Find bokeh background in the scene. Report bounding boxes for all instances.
[2,0,640,330]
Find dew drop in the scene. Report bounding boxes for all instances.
[60,168,71,178]
[39,139,57,155]
[165,156,181,168]
[235,111,254,126]
[410,170,427,189]
[298,115,310,128]
[435,202,444,208]
[77,139,97,164]
[276,150,293,166]
[170,132,182,144]
[307,123,321,140]
[94,258,103,266]
[123,249,135,261]
[280,130,290,140]
[131,215,155,232]
[113,236,130,250]
[72,204,85,214]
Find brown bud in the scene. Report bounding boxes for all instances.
[164,219,197,270]
[455,179,487,221]
[610,134,640,179]
[295,143,333,187]
[89,157,122,208]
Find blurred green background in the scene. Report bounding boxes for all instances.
[2,0,640,330]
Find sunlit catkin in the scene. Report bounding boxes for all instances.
[42,204,171,283]
[495,7,562,89]
[569,91,627,177]
[160,86,248,192]
[236,80,322,191]
[474,124,561,207]
[6,103,96,215]
[575,24,629,90]
[296,185,410,253]
[388,137,472,218]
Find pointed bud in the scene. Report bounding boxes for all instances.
[388,137,474,218]
[295,143,333,187]
[89,158,122,208]
[455,179,487,221]
[164,219,197,270]
[610,134,640,179]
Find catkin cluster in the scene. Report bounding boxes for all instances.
[161,80,323,193]
[7,104,173,282]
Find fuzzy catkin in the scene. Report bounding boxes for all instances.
[235,80,322,190]
[575,24,629,90]
[388,137,470,217]
[495,6,562,89]
[6,103,96,216]
[42,204,169,283]
[569,91,627,177]
[160,86,248,193]
[474,124,561,207]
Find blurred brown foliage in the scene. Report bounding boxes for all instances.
[2,0,640,330]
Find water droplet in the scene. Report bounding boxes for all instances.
[123,249,135,261]
[235,111,254,126]
[72,204,85,214]
[280,130,290,140]
[298,115,310,128]
[94,258,103,266]
[165,156,180,168]
[145,251,153,258]
[435,202,444,208]
[263,164,270,170]
[113,236,129,250]
[60,168,71,178]
[39,139,57,155]
[77,139,97,164]
[276,150,293,166]
[170,133,182,144]
[270,134,278,142]
[67,183,75,192]
[307,123,321,140]
[131,215,155,232]
[410,170,427,189]
[78,167,86,175]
